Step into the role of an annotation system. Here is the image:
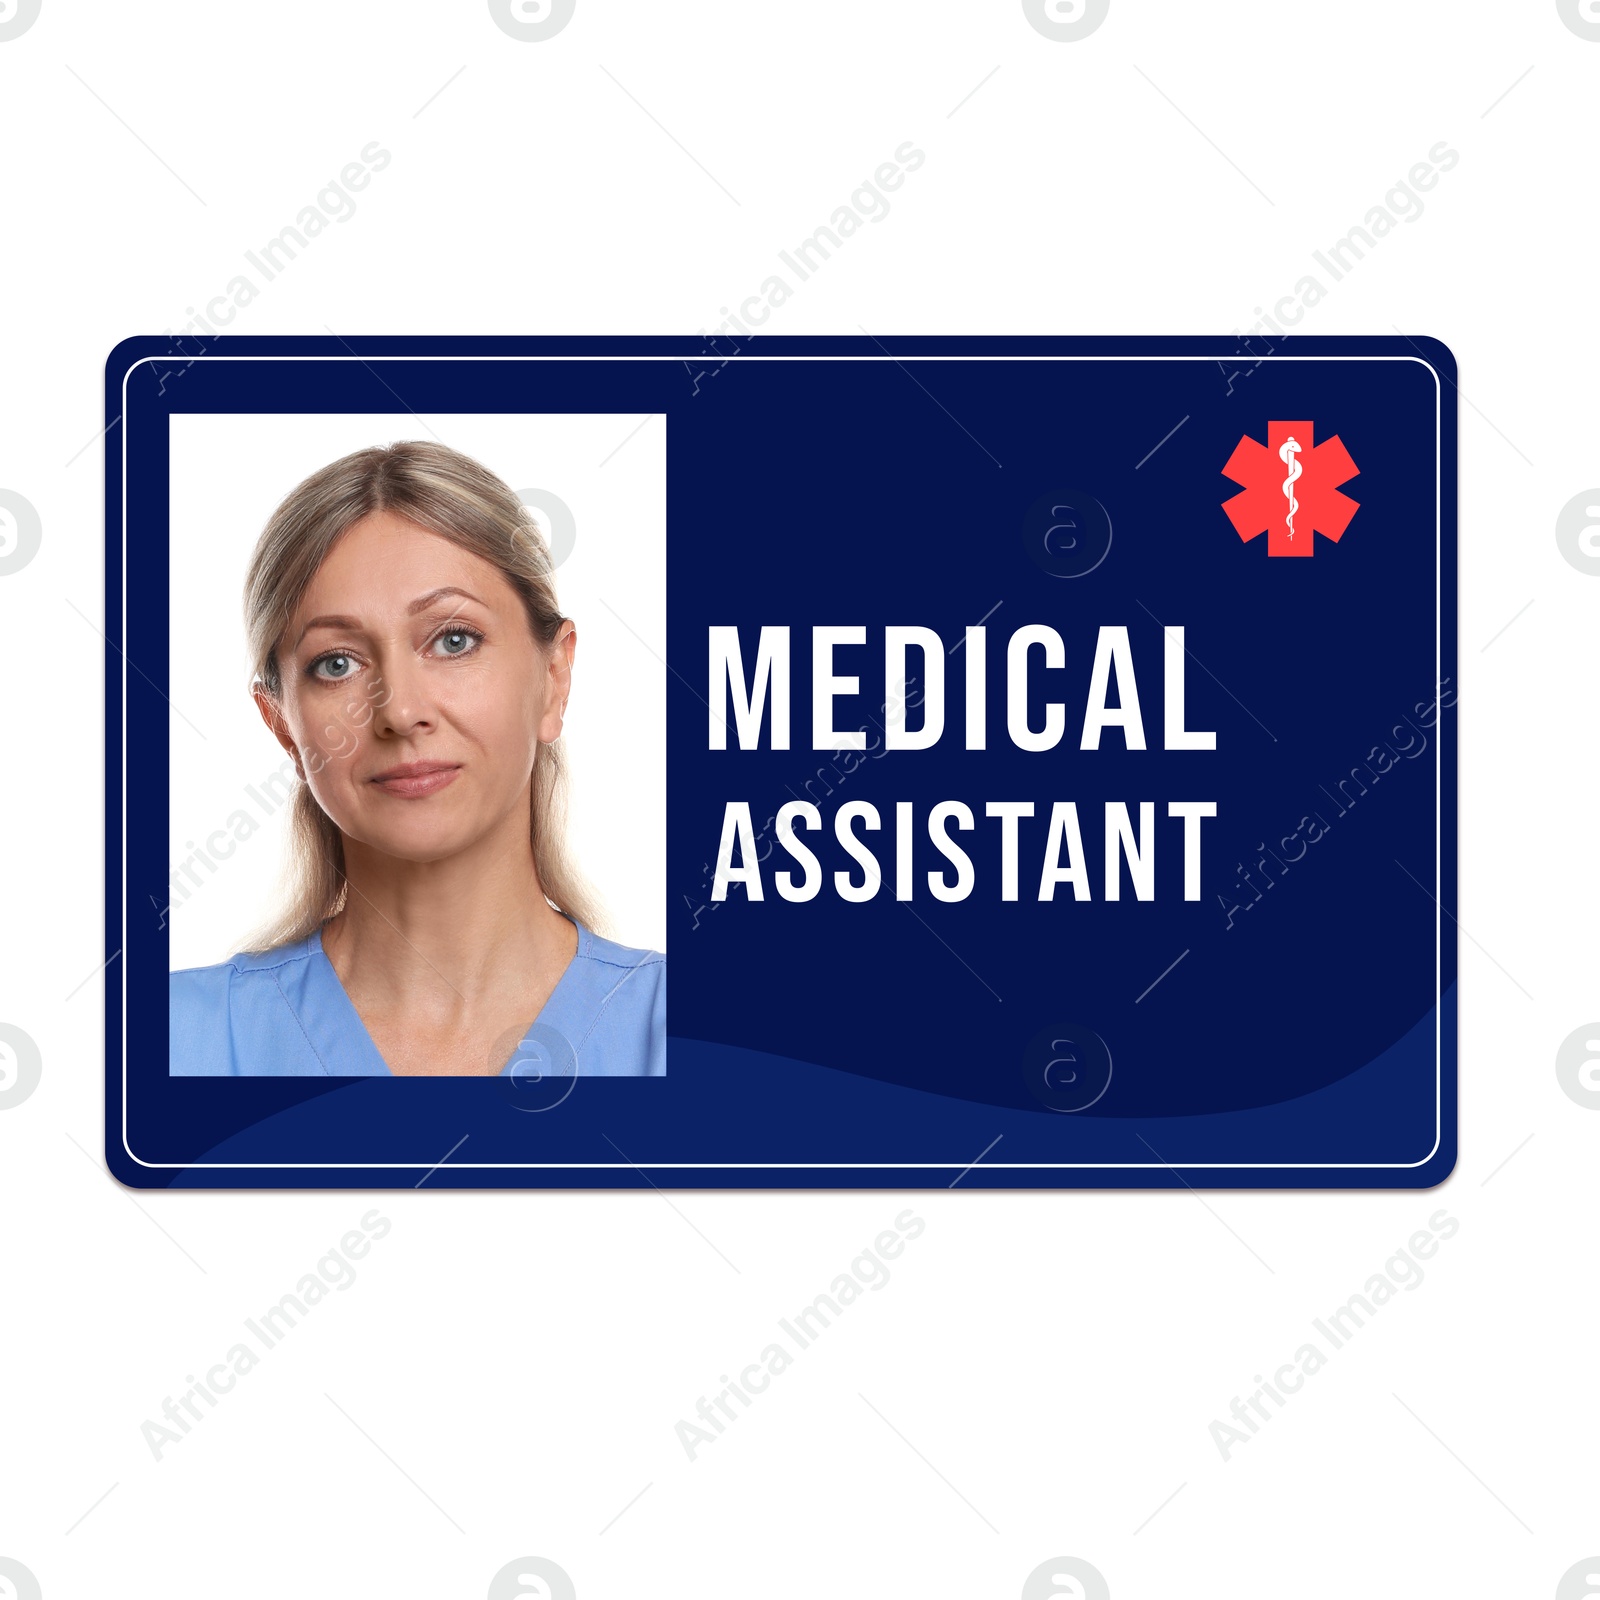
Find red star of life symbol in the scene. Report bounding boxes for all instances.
[1220,420,1359,558]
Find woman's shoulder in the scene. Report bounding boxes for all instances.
[169,936,324,1076]
[170,935,321,993]
[575,925,665,974]
[564,923,665,1076]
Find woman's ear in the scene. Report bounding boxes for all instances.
[253,686,304,779]
[540,620,577,742]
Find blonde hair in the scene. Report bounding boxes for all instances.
[241,439,606,951]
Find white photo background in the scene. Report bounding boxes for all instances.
[166,412,667,969]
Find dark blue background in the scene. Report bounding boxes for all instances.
[103,335,1456,1189]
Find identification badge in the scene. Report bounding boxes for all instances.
[107,335,1456,1188]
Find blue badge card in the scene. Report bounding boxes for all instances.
[107,335,1455,1188]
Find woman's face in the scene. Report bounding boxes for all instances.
[258,509,573,866]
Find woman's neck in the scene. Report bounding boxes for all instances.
[319,803,577,1019]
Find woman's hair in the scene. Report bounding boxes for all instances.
[241,439,607,951]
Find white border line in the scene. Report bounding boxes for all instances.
[119,351,1447,1171]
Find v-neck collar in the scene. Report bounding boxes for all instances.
[304,916,590,1077]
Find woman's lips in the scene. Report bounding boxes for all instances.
[367,761,462,799]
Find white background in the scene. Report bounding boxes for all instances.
[166,412,668,969]
[1,4,1595,1599]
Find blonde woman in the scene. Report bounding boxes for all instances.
[170,441,664,1077]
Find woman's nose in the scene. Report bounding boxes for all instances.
[373,653,437,738]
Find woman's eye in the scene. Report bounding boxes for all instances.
[431,628,480,658]
[312,653,357,681]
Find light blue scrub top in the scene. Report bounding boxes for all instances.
[170,920,665,1077]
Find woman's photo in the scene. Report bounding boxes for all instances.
[168,432,665,1077]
